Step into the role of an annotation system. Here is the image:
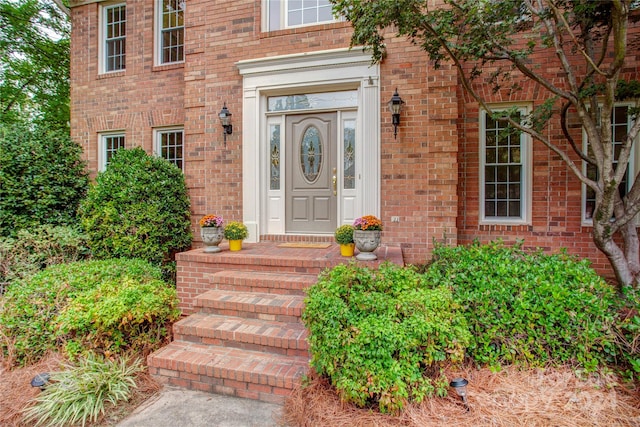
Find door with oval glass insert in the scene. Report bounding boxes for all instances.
[285,112,337,233]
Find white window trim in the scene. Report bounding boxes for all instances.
[99,2,126,74]
[154,127,185,171]
[581,101,638,226]
[154,0,185,66]
[479,105,532,225]
[98,131,125,172]
[262,0,340,32]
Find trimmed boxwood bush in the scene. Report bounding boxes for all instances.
[423,241,619,371]
[303,262,470,413]
[0,258,178,366]
[78,148,192,280]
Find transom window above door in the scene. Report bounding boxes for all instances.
[264,0,338,31]
[267,90,357,112]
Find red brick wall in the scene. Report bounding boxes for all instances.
[70,1,639,275]
[71,0,460,266]
[456,21,640,278]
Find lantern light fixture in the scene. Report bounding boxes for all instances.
[387,88,405,139]
[219,102,233,146]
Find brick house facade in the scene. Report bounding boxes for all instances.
[69,0,640,274]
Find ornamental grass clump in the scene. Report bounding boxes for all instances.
[303,262,470,414]
[24,355,143,427]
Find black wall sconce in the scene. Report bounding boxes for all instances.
[387,88,405,139]
[219,102,232,146]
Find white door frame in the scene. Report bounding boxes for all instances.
[237,48,380,242]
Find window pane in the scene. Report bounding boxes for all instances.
[483,111,523,219]
[104,4,126,72]
[343,119,356,189]
[269,124,281,190]
[160,0,184,63]
[158,129,184,169]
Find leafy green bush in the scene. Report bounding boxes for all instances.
[423,241,618,371]
[0,123,88,237]
[24,355,143,427]
[303,262,470,413]
[57,276,180,359]
[0,259,171,366]
[615,288,640,381]
[0,225,89,287]
[79,147,192,280]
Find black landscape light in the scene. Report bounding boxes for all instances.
[449,377,469,411]
[30,372,50,391]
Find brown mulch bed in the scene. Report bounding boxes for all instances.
[0,353,161,427]
[283,368,640,427]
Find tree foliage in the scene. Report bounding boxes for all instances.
[0,123,88,237]
[0,0,70,129]
[331,0,640,289]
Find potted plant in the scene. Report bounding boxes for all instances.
[353,215,383,260]
[224,221,249,251]
[199,214,224,253]
[335,224,355,257]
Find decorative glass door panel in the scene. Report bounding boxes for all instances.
[286,113,337,233]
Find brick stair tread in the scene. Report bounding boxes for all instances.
[174,312,308,350]
[149,341,308,389]
[194,289,305,318]
[211,270,317,294]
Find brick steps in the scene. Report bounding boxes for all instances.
[173,312,308,357]
[149,242,404,404]
[209,270,315,296]
[148,341,308,404]
[195,289,305,322]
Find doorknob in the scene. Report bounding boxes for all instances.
[332,168,337,196]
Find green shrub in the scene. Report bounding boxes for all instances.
[57,276,180,359]
[303,262,470,413]
[0,225,89,287]
[0,259,168,366]
[615,288,640,381]
[0,123,88,237]
[79,147,192,280]
[24,355,143,427]
[423,241,618,371]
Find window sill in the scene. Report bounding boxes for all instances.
[152,62,185,72]
[97,70,125,79]
[260,21,350,39]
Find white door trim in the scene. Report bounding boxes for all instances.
[237,48,380,241]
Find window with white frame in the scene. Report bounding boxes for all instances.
[480,107,531,223]
[155,128,184,170]
[583,104,637,223]
[102,3,126,73]
[99,133,125,171]
[156,0,185,65]
[264,0,337,32]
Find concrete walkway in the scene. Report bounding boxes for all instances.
[117,387,286,427]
